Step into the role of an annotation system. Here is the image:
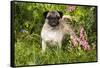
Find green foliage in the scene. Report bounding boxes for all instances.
[12,2,97,66]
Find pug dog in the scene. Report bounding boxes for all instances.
[41,10,76,53]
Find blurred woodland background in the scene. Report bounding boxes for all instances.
[12,2,97,66]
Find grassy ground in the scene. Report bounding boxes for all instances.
[15,32,97,66]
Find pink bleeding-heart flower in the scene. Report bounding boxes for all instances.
[67,5,76,12]
[79,26,90,50]
[70,35,78,47]
[70,26,90,50]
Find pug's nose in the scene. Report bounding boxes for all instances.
[52,20,56,22]
[52,22,56,25]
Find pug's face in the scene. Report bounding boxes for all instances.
[44,11,63,27]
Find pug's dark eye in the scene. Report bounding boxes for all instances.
[57,17,60,19]
[46,17,51,19]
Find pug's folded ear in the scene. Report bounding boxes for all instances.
[43,11,49,18]
[58,11,63,18]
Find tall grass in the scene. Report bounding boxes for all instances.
[15,32,97,66]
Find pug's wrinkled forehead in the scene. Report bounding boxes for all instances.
[43,10,63,18]
[47,11,60,17]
